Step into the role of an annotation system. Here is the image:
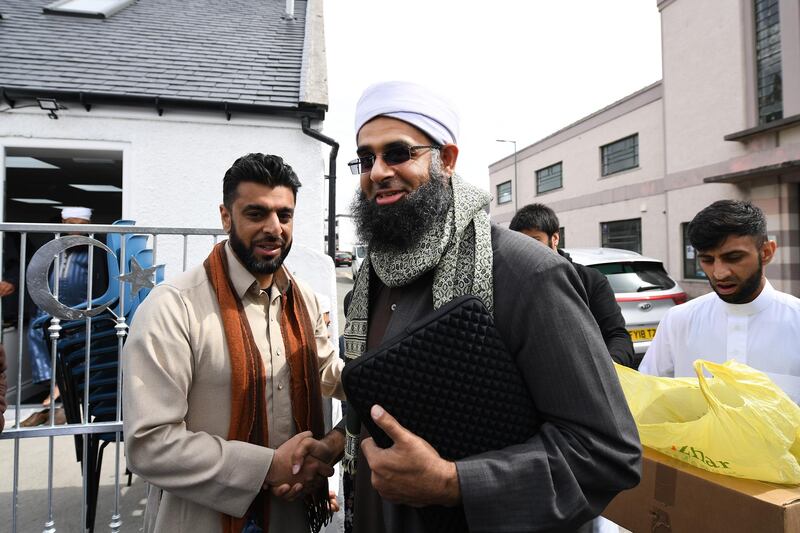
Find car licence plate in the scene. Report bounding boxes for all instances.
[628,327,657,342]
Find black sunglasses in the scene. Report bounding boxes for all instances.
[348,145,440,175]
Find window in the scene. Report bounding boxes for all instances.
[591,261,676,293]
[754,0,783,124]
[44,0,134,18]
[600,218,641,254]
[601,134,639,176]
[536,162,562,194]
[682,222,707,280]
[497,181,512,205]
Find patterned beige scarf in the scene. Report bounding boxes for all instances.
[341,174,493,473]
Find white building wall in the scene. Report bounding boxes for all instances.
[0,106,328,279]
[515,99,664,205]
[490,86,664,226]
[336,216,358,252]
[558,193,668,260]
[660,0,750,174]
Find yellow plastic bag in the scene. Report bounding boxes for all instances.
[615,359,800,484]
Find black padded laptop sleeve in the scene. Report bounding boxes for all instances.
[341,295,541,532]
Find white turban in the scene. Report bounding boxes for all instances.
[354,81,459,145]
[61,207,92,221]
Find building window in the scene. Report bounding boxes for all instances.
[601,218,641,253]
[497,181,512,205]
[754,0,783,124]
[44,0,135,18]
[601,134,639,176]
[536,162,562,194]
[682,223,707,280]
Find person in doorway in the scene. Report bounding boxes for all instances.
[0,233,22,327]
[21,206,97,427]
[123,153,345,533]
[639,199,800,403]
[510,203,636,368]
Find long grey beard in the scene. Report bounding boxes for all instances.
[351,157,453,251]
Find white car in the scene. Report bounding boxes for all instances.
[351,243,367,278]
[562,247,686,361]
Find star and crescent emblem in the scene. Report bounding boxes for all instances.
[26,235,162,320]
[118,256,159,297]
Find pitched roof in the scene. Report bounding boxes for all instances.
[0,0,326,117]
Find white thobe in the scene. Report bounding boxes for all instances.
[639,280,800,403]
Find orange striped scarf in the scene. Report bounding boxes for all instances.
[204,242,330,533]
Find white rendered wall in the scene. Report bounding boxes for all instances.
[489,97,664,221]
[0,105,329,279]
[557,194,667,261]
[660,0,750,174]
[336,216,358,252]
[517,99,663,207]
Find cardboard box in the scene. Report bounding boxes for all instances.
[603,447,800,532]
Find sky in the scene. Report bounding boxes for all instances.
[321,1,664,215]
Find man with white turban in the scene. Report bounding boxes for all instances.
[21,207,98,426]
[299,81,642,532]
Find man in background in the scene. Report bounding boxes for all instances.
[510,203,635,368]
[21,206,97,426]
[640,200,800,403]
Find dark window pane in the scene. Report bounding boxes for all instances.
[497,181,512,204]
[755,0,783,124]
[601,218,641,253]
[682,222,707,280]
[601,134,639,176]
[536,162,562,194]
[591,261,676,293]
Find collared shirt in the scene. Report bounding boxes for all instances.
[639,280,800,403]
[123,242,344,533]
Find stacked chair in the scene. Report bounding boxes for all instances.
[30,220,164,532]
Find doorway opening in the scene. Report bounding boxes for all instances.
[4,147,122,223]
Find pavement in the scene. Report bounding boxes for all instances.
[0,407,147,533]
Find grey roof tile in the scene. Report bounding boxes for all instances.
[0,0,309,106]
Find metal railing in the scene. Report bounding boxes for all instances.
[0,222,226,533]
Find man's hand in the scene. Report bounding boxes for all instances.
[266,431,337,502]
[328,490,340,513]
[0,281,15,297]
[361,405,461,507]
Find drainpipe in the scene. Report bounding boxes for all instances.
[301,116,339,259]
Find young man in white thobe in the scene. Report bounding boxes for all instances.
[639,200,800,403]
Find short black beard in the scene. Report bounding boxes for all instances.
[712,257,763,304]
[228,219,292,276]
[351,161,453,251]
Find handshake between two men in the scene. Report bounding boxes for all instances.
[265,404,461,510]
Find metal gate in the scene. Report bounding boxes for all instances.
[0,222,224,533]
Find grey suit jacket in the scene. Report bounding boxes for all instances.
[361,225,641,533]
